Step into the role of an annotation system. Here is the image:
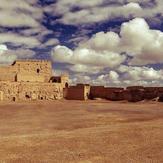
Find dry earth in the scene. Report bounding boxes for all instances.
[0,100,163,163]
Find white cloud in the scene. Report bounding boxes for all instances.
[70,74,92,85]
[51,17,163,86]
[51,17,163,82]
[52,45,126,68]
[50,2,142,25]
[118,65,163,81]
[44,39,60,47]
[108,71,120,81]
[52,17,163,71]
[81,31,120,52]
[120,18,163,65]
[0,33,41,48]
[0,44,7,54]
[68,64,103,74]
[0,0,42,27]
[0,0,57,49]
[0,44,35,65]
[90,66,163,87]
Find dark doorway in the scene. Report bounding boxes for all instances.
[13,97,16,101]
[65,82,68,88]
[53,79,57,83]
[37,69,40,73]
[25,95,30,99]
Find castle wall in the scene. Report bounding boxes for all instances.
[60,74,69,88]
[64,87,84,100]
[0,66,17,81]
[90,86,106,99]
[0,73,16,82]
[0,82,63,101]
[16,73,45,82]
[0,60,52,83]
[105,88,124,101]
[0,60,70,102]
[13,60,52,82]
[64,84,90,100]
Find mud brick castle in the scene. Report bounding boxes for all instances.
[1,59,163,102]
[0,60,69,101]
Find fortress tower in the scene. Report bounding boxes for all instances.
[0,60,69,101]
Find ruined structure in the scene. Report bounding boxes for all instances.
[64,84,90,100]
[0,60,69,101]
[64,84,163,102]
[1,59,163,103]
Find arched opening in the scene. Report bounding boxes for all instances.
[13,97,16,101]
[53,79,57,83]
[37,69,40,74]
[25,95,30,99]
[65,82,68,88]
[15,75,17,82]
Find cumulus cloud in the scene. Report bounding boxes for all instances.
[47,1,142,25]
[90,66,163,87]
[52,17,163,75]
[0,33,41,48]
[120,18,163,65]
[70,74,92,85]
[0,0,57,50]
[0,44,35,65]
[51,17,163,86]
[68,64,103,74]
[52,45,126,68]
[44,38,60,47]
[82,18,163,66]
[0,0,42,27]
[118,65,163,80]
[0,44,16,64]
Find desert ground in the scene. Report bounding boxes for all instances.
[0,100,163,163]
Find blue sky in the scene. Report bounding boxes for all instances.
[1,0,163,86]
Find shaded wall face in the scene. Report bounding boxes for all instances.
[123,89,144,102]
[90,86,106,99]
[90,87,124,100]
[65,87,85,100]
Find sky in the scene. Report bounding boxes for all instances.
[1,0,163,86]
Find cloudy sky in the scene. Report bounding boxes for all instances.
[1,0,163,86]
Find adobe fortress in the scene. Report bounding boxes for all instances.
[0,60,69,101]
[0,59,163,102]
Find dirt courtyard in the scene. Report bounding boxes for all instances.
[0,100,163,163]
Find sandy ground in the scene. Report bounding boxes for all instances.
[0,100,163,163]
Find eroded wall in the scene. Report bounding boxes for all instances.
[0,82,63,101]
[0,60,52,83]
[13,60,52,82]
